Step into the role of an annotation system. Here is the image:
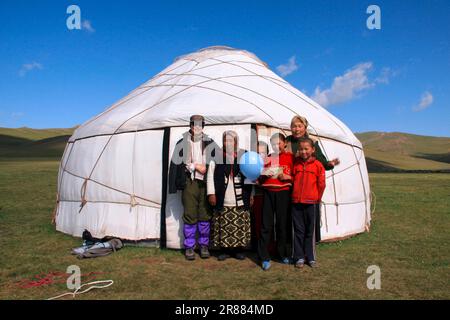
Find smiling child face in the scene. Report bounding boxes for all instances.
[270,137,286,154]
[298,141,315,161]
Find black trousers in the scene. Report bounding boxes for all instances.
[257,189,291,261]
[292,203,317,262]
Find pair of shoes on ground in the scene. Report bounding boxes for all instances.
[261,257,290,271]
[217,252,246,261]
[281,257,291,264]
[294,259,316,268]
[185,246,210,260]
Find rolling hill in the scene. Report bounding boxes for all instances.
[355,131,450,172]
[0,127,75,159]
[1,127,449,172]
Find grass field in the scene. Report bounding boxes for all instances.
[0,159,449,300]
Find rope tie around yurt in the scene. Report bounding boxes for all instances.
[51,192,60,224]
[79,178,89,213]
[322,202,329,233]
[130,194,138,208]
[61,168,160,207]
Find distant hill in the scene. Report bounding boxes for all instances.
[0,127,75,141]
[355,132,450,172]
[0,127,75,159]
[1,127,449,172]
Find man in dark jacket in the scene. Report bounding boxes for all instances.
[168,115,218,260]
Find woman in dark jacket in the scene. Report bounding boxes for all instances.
[207,130,254,261]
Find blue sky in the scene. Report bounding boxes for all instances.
[0,0,449,136]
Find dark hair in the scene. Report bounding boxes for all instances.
[222,130,239,153]
[257,141,269,154]
[270,132,286,143]
[298,137,315,148]
[189,115,205,128]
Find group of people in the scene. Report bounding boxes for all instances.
[168,114,339,270]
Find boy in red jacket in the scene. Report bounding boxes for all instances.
[257,133,293,270]
[291,137,325,268]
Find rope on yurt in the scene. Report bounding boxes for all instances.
[47,280,114,300]
[62,168,160,206]
[322,202,329,233]
[209,56,350,136]
[80,59,194,129]
[350,146,370,229]
[79,178,88,212]
[71,60,201,215]
[51,192,60,224]
[54,141,76,221]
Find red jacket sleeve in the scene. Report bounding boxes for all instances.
[282,153,294,180]
[317,161,326,201]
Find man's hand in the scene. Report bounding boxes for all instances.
[250,195,254,208]
[208,194,217,206]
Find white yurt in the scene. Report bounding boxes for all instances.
[55,46,371,248]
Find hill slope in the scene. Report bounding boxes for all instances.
[0,127,75,159]
[355,132,450,172]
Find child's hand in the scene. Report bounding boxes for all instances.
[278,173,291,181]
[208,194,217,206]
[195,164,207,174]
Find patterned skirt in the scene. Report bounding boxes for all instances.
[211,206,251,249]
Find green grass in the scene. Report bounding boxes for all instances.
[0,160,449,299]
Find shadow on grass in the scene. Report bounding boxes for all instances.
[413,152,450,164]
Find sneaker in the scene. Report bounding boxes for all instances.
[185,248,195,261]
[200,246,210,259]
[294,259,305,269]
[281,257,291,264]
[234,252,246,260]
[217,253,231,261]
[262,260,271,271]
[308,260,316,268]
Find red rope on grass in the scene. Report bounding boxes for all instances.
[16,271,105,289]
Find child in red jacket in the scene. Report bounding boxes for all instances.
[257,133,293,270]
[291,137,325,268]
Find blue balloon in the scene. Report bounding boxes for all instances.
[239,151,264,181]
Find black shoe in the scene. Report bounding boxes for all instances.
[217,253,231,261]
[185,248,195,261]
[234,252,246,260]
[200,246,210,259]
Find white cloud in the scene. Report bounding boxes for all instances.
[312,62,374,108]
[82,20,95,33]
[413,91,433,112]
[375,67,400,84]
[19,62,43,77]
[276,56,299,77]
